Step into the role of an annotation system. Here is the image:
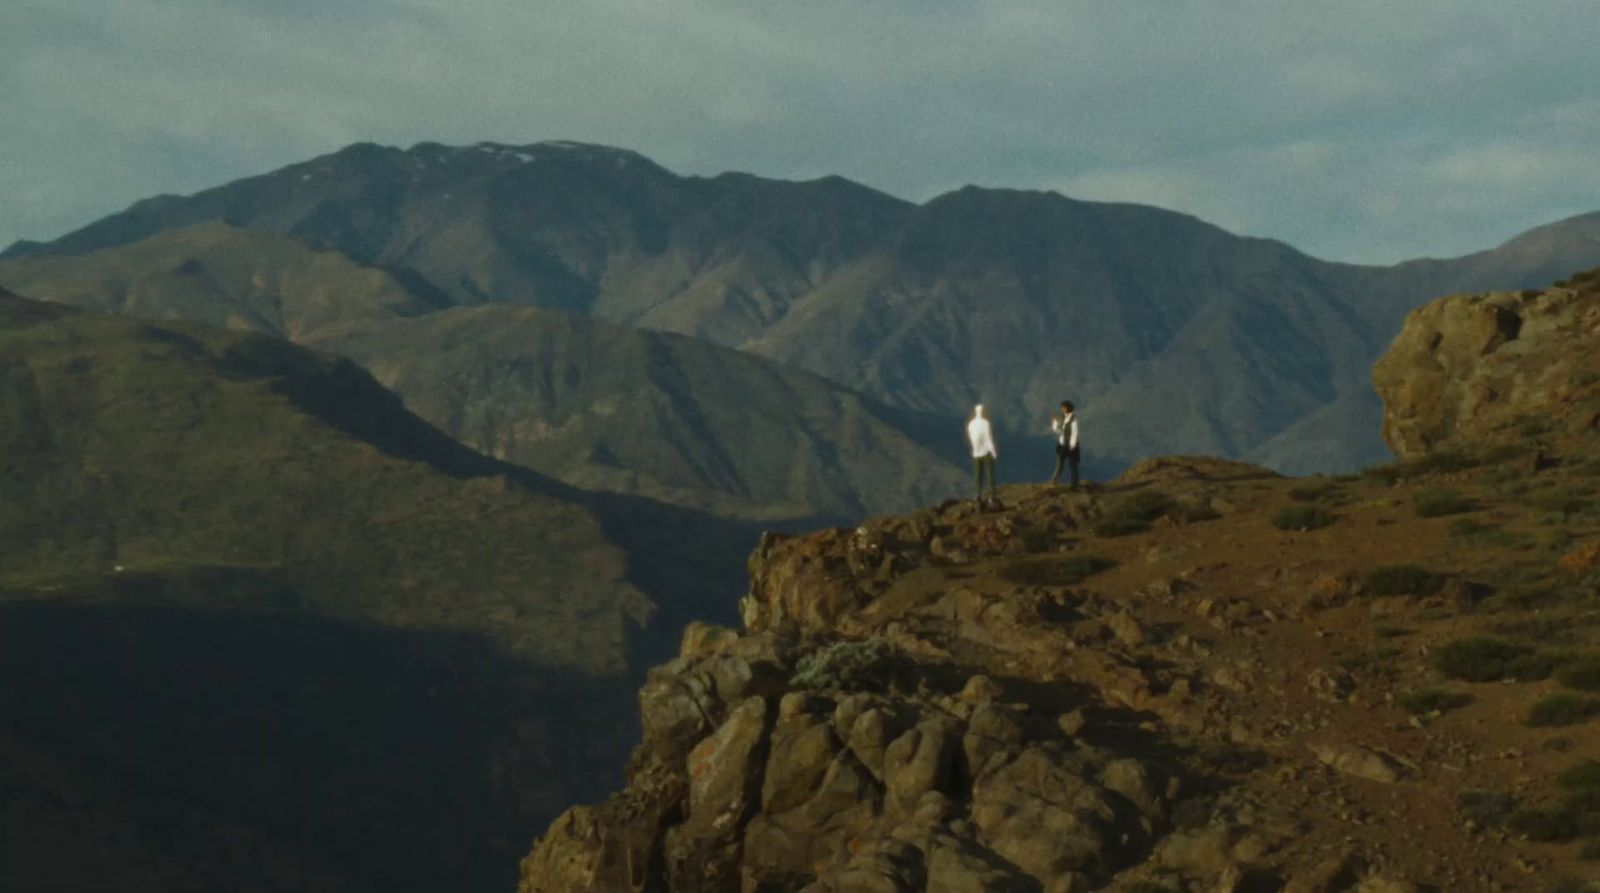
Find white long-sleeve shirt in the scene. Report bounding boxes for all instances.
[967,416,997,458]
[1052,413,1079,450]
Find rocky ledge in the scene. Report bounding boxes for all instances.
[520,274,1600,892]
[1374,269,1600,458]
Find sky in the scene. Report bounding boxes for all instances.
[4,0,1600,264]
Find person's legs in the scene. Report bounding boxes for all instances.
[975,455,996,501]
[1051,446,1066,485]
[1068,448,1081,489]
[985,455,998,499]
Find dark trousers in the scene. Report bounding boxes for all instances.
[1051,445,1081,487]
[973,455,997,499]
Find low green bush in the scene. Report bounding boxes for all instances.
[1558,657,1600,693]
[999,555,1116,587]
[1094,490,1173,537]
[1508,807,1580,841]
[790,639,891,692]
[1559,761,1600,793]
[1527,693,1600,727]
[1432,637,1555,682]
[1363,564,1445,596]
[1457,790,1517,828]
[1361,451,1480,484]
[1288,479,1339,502]
[1398,688,1472,715]
[1414,488,1476,518]
[1482,443,1531,464]
[1273,504,1335,532]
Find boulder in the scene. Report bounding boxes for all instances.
[884,719,963,814]
[1373,285,1600,457]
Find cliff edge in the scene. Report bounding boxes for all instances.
[519,277,1600,892]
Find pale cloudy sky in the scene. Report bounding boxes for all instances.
[4,0,1599,263]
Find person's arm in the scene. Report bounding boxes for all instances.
[1069,418,1079,450]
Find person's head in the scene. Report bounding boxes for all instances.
[1061,400,1075,414]
[973,403,985,419]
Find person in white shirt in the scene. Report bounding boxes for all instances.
[1049,400,1081,489]
[966,404,998,503]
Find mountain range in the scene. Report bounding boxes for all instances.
[7,139,1600,484]
[0,221,965,518]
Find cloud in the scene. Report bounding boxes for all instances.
[3,0,1599,263]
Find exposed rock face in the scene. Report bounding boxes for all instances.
[521,448,1600,889]
[1373,271,1600,458]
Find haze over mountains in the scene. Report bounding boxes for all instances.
[7,139,1600,482]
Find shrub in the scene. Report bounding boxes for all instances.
[1273,504,1335,532]
[1529,491,1588,518]
[1517,415,1554,438]
[1169,499,1221,524]
[1482,443,1530,463]
[1457,790,1517,829]
[1414,488,1476,518]
[1361,451,1480,484]
[1559,761,1600,793]
[1508,807,1581,841]
[1449,518,1492,538]
[1363,564,1445,596]
[1527,693,1600,727]
[1288,479,1339,502]
[999,555,1116,587]
[1432,638,1555,682]
[790,639,891,692]
[1399,688,1472,715]
[1094,490,1173,537]
[1018,525,1055,553]
[1559,657,1600,693]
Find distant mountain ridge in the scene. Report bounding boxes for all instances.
[0,221,966,518]
[8,140,1600,474]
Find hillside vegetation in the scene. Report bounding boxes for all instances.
[0,222,967,519]
[0,288,755,893]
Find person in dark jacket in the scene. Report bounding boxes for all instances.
[1048,400,1081,489]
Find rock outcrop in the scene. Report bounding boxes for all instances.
[520,266,1600,890]
[520,441,1600,890]
[1373,269,1600,458]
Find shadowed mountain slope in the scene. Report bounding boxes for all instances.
[0,223,967,518]
[317,304,967,518]
[0,288,760,893]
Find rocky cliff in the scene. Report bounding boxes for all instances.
[517,275,1600,891]
[1374,268,1600,459]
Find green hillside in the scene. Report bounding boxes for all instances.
[0,288,752,892]
[318,304,966,519]
[1,223,967,518]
